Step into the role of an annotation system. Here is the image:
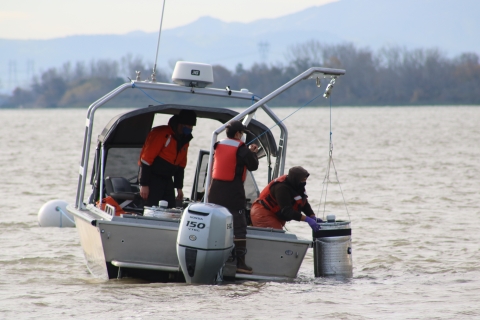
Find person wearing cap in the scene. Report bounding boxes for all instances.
[138,109,197,208]
[208,120,259,274]
[250,166,322,232]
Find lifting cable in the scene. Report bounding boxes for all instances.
[244,93,325,183]
[317,95,350,221]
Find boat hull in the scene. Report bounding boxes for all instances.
[240,227,309,281]
[68,204,310,282]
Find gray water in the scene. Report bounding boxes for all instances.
[0,106,479,319]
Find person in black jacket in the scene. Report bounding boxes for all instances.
[138,110,197,208]
[208,120,259,274]
[250,166,322,231]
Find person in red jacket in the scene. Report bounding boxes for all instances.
[250,166,322,232]
[208,120,259,274]
[138,109,197,208]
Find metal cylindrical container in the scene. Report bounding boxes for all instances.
[313,217,352,277]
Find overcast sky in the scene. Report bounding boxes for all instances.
[0,0,337,40]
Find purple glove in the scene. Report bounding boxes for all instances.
[315,217,323,223]
[305,216,321,232]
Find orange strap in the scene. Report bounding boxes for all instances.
[96,196,125,216]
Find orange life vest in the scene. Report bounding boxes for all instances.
[138,125,189,168]
[212,138,247,181]
[256,175,304,213]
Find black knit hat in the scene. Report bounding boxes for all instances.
[226,120,248,136]
[178,110,197,126]
[287,166,310,188]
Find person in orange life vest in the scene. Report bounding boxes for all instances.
[208,120,259,274]
[138,109,197,208]
[250,166,322,232]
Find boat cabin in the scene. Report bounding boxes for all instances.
[89,103,278,216]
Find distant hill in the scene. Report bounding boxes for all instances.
[0,0,479,94]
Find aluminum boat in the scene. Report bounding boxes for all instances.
[67,61,346,282]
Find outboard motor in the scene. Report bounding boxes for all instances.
[177,203,234,284]
[313,215,353,278]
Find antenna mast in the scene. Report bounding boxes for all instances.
[151,0,166,82]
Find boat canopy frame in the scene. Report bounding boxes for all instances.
[75,67,345,209]
[90,104,279,206]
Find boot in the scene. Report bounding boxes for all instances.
[235,239,253,274]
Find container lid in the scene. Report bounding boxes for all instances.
[318,220,351,230]
[159,200,168,208]
[326,214,336,222]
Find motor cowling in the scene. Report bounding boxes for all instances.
[176,203,234,284]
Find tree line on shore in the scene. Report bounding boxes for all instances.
[2,40,480,108]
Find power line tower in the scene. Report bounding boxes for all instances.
[258,41,270,64]
[9,60,18,90]
[26,60,35,82]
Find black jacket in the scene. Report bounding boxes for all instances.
[271,166,314,221]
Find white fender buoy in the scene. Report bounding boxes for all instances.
[38,200,75,228]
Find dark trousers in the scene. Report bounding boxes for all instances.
[146,176,176,208]
[227,207,247,239]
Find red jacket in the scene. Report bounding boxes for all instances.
[138,125,189,168]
